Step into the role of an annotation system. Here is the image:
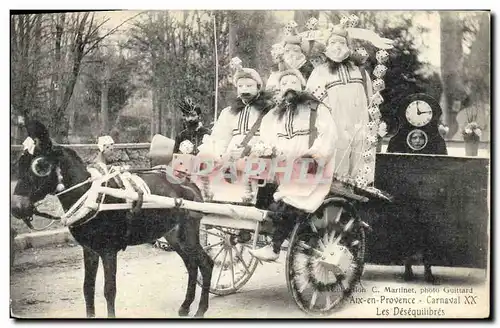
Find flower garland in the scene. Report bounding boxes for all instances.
[332,14,391,190]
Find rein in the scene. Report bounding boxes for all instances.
[29,166,125,224]
[32,165,165,227]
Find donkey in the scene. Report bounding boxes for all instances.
[11,120,214,318]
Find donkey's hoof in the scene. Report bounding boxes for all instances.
[403,271,415,281]
[425,274,439,285]
[178,307,190,317]
[194,310,206,318]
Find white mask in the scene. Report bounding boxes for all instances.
[325,35,351,63]
[279,74,303,99]
[283,44,306,69]
[236,78,259,101]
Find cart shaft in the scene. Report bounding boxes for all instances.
[94,186,270,222]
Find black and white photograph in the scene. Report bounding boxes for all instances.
[8,8,491,319]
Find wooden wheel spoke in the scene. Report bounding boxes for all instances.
[294,264,308,275]
[212,245,226,263]
[229,248,235,289]
[297,241,323,257]
[200,228,223,239]
[323,232,330,249]
[298,280,310,294]
[334,207,343,223]
[214,248,228,287]
[329,230,338,244]
[325,293,332,310]
[308,222,327,249]
[309,290,318,310]
[233,246,252,275]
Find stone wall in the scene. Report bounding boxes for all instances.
[10,144,151,179]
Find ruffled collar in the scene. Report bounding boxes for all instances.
[275,91,322,120]
[230,91,275,115]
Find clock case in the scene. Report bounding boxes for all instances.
[387,93,447,155]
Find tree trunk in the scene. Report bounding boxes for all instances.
[100,61,111,134]
[228,11,239,59]
[52,13,89,142]
[151,87,159,136]
[440,12,465,138]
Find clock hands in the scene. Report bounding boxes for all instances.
[416,101,432,115]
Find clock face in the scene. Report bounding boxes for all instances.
[405,100,433,127]
[407,129,428,151]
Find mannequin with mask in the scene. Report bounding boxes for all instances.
[249,68,338,262]
[281,21,315,81]
[306,20,393,186]
[265,43,286,100]
[174,97,211,155]
[267,19,326,96]
[197,57,275,161]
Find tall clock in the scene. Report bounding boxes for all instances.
[387,93,447,155]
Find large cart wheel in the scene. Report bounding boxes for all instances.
[198,225,259,295]
[286,198,366,316]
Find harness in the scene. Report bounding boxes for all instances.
[57,164,152,227]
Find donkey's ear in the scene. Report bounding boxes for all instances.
[25,119,52,152]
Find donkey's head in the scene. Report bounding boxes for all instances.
[11,120,67,219]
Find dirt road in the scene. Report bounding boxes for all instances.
[10,244,489,319]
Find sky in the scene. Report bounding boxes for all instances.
[95,10,443,69]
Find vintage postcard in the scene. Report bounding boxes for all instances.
[9,9,490,319]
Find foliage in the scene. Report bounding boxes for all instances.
[10,12,129,142]
[462,12,489,104]
[82,46,138,129]
[126,11,230,138]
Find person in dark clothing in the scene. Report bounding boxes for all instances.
[174,97,211,155]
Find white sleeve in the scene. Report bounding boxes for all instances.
[364,68,373,100]
[305,65,328,101]
[307,104,338,160]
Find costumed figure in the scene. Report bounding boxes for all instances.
[197,57,274,161]
[306,14,393,188]
[174,97,211,155]
[249,68,338,262]
[266,18,327,96]
[265,43,286,101]
[300,17,329,69]
[281,21,315,81]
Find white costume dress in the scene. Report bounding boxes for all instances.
[306,61,374,183]
[260,102,338,213]
[197,103,266,158]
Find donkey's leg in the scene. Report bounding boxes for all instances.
[100,250,118,318]
[83,247,99,318]
[423,249,438,284]
[165,228,198,317]
[403,258,415,281]
[187,219,213,318]
[194,244,214,318]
